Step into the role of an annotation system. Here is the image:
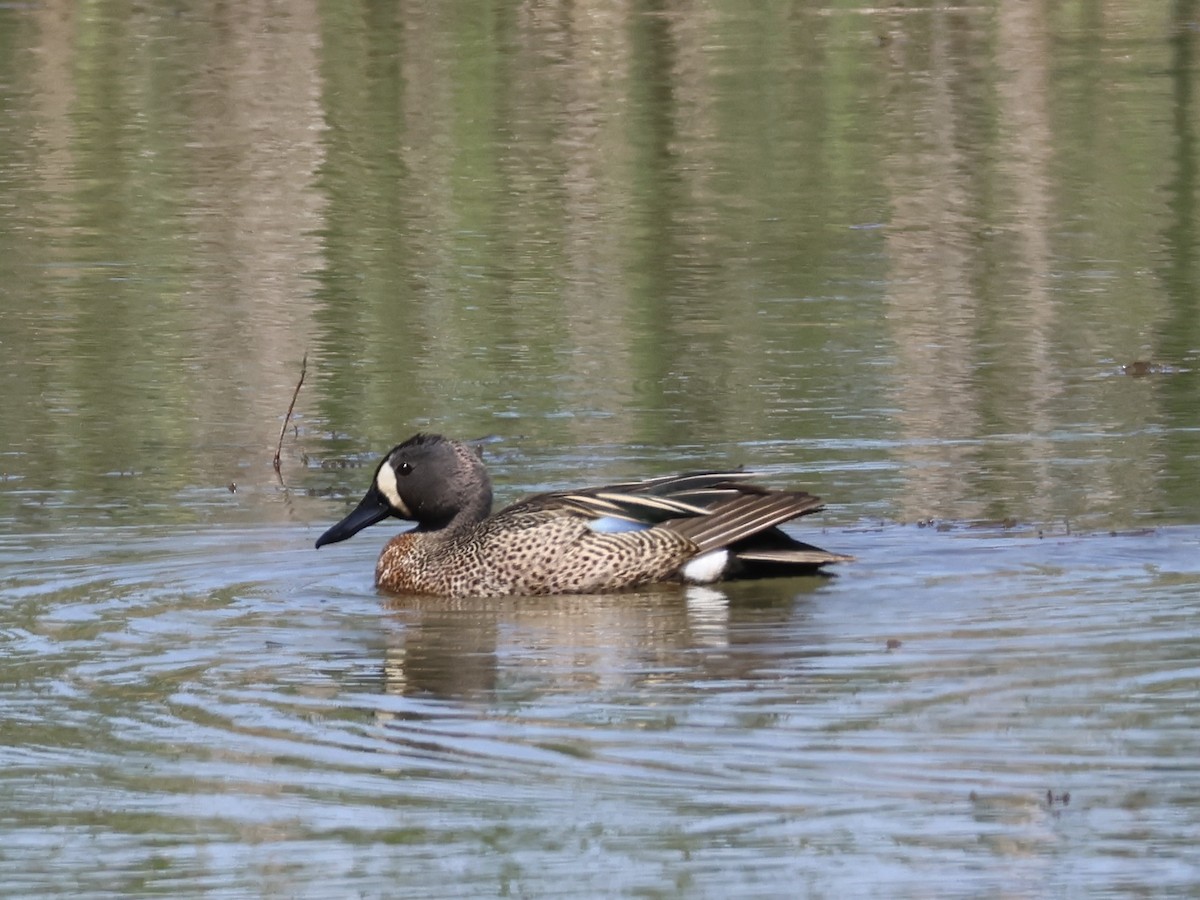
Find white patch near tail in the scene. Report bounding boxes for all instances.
[681,549,730,584]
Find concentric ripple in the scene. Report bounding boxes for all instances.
[2,524,1199,896]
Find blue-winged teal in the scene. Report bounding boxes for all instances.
[315,433,851,597]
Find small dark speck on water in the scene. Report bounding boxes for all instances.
[227,483,237,493]
[1121,360,1185,377]
[1046,789,1071,807]
[886,639,902,650]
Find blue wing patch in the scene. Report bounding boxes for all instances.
[586,516,650,534]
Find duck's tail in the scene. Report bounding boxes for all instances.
[663,491,852,577]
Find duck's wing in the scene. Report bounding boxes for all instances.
[504,470,852,578]
[506,471,766,527]
[660,490,824,551]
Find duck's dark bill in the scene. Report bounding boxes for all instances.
[315,489,392,548]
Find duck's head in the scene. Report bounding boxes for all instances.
[314,433,493,548]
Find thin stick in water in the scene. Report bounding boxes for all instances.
[274,353,307,473]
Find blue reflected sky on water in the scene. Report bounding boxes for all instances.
[3,520,1199,896]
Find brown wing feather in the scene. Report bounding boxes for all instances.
[735,548,855,565]
[662,492,824,552]
[506,471,764,525]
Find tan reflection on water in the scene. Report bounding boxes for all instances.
[24,0,325,503]
[881,7,987,521]
[992,0,1058,510]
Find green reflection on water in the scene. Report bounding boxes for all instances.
[0,1,1198,531]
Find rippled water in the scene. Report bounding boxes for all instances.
[4,0,1200,895]
[4,515,1199,897]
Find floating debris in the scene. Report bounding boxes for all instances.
[1121,360,1182,377]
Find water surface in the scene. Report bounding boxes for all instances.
[2,0,1200,896]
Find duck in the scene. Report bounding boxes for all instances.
[315,433,851,597]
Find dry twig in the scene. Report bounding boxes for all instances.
[274,353,307,473]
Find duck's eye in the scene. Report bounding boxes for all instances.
[397,462,413,476]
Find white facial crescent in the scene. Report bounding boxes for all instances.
[375,461,412,518]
